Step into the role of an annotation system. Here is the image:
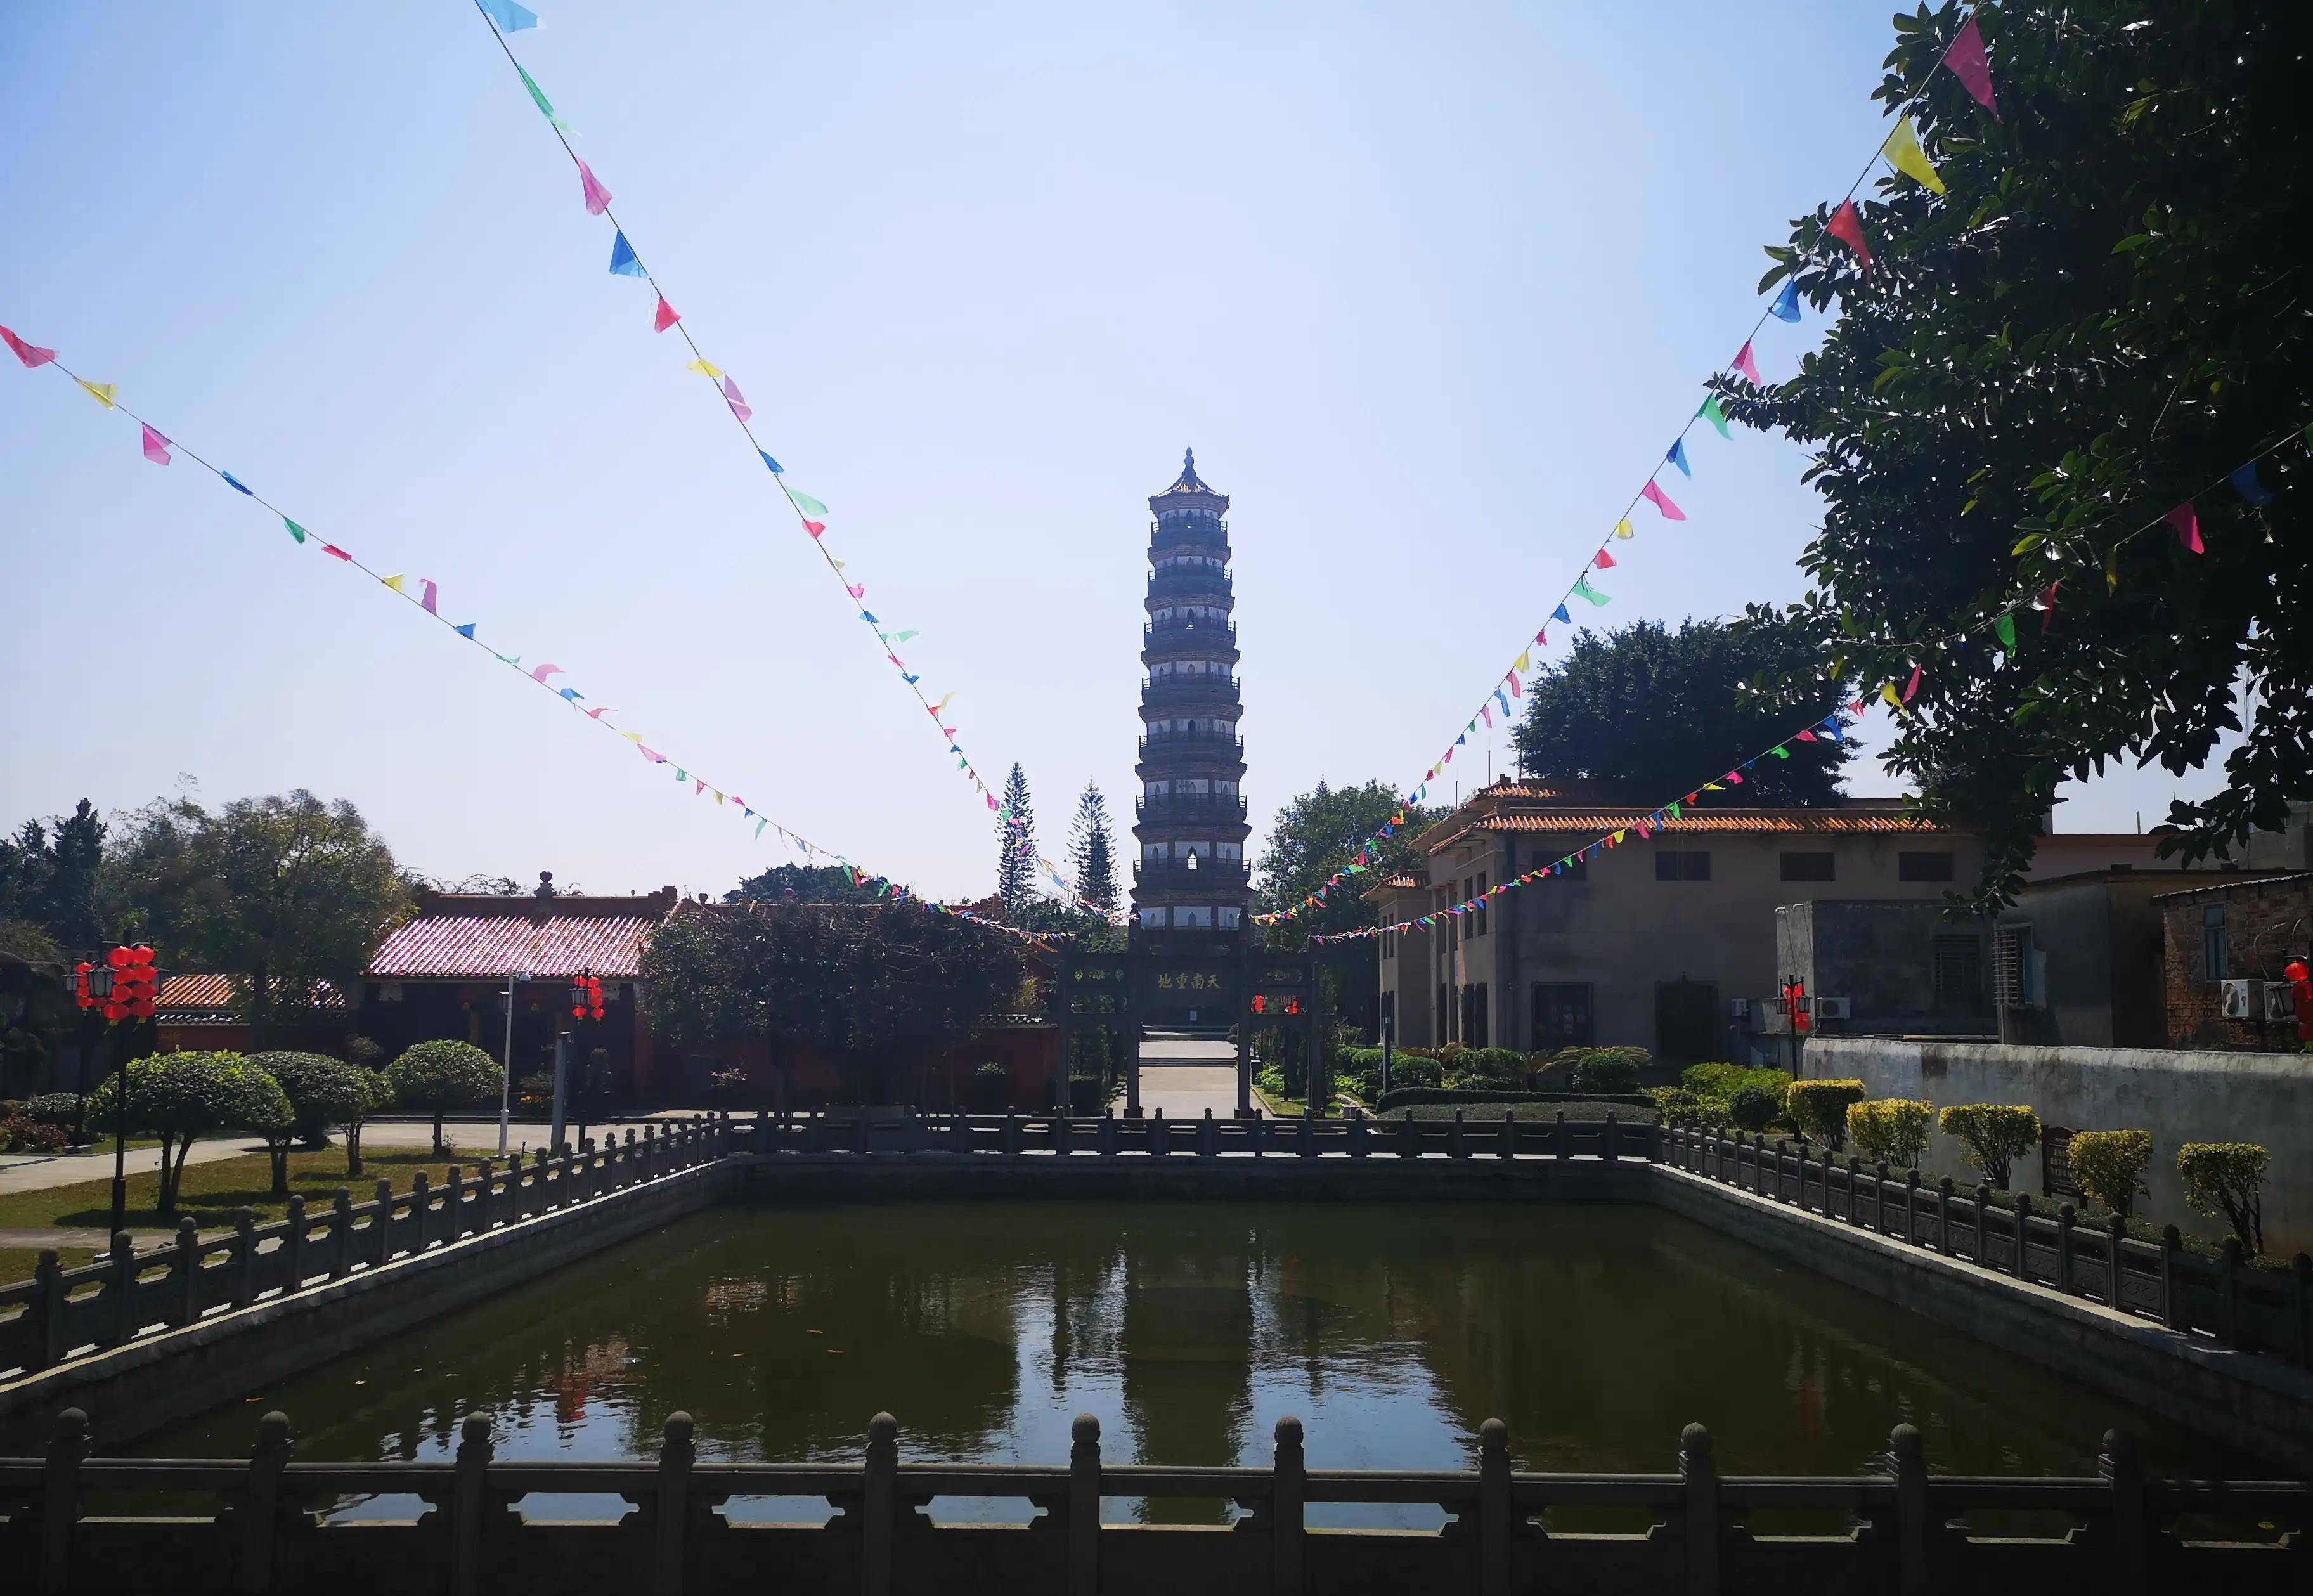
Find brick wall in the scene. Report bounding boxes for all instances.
[2160,874,2313,1050]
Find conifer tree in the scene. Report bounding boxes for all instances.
[1068,781,1118,916]
[995,763,1039,911]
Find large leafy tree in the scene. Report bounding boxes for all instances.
[1722,1,2312,908]
[995,763,1039,911]
[725,862,888,904]
[0,800,107,949]
[107,792,408,1048]
[642,903,1024,1105]
[87,1051,292,1219]
[1066,781,1120,917]
[1510,619,1853,807]
[1254,779,1439,1039]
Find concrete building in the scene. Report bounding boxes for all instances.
[2156,871,2313,1051]
[1772,900,1994,1052]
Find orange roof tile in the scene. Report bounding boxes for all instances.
[1472,810,1949,836]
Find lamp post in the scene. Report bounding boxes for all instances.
[498,969,529,1157]
[564,970,603,1153]
[70,944,157,1238]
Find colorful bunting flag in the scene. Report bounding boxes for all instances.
[2165,502,2203,554]
[321,543,352,562]
[1699,395,1730,438]
[760,451,782,474]
[139,424,171,465]
[516,65,555,120]
[2229,462,2271,507]
[1552,604,1571,624]
[722,375,751,423]
[381,573,405,594]
[530,663,564,684]
[1993,613,2016,651]
[1770,281,1802,323]
[1,325,56,368]
[577,159,612,217]
[1903,665,1922,702]
[2039,581,2059,633]
[222,472,253,495]
[787,488,829,516]
[652,295,680,332]
[1881,117,1945,195]
[1825,201,1872,269]
[1612,517,1634,540]
[1571,574,1610,606]
[455,623,477,639]
[1640,479,1687,521]
[283,518,308,544]
[77,379,117,409]
[477,0,538,33]
[1666,439,1692,477]
[1732,340,1763,385]
[1940,13,1999,119]
[1593,548,1617,570]
[609,231,644,278]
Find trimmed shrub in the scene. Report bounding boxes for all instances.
[2068,1129,2153,1219]
[1,1115,68,1153]
[1787,1079,1866,1149]
[86,1051,294,1218]
[386,1039,503,1155]
[1571,1054,1641,1094]
[2178,1142,2268,1255]
[1650,1087,1701,1120]
[22,1092,85,1129]
[1680,1064,1791,1111]
[1255,1063,1287,1098]
[1456,1048,1526,1087]
[1389,1055,1444,1091]
[249,1050,394,1189]
[1375,1086,1655,1113]
[1938,1105,2041,1188]
[1846,1098,1933,1169]
[1727,1084,1780,1133]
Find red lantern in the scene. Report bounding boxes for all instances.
[74,961,94,1011]
[1250,995,1265,1015]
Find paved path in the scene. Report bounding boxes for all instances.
[1134,1037,1242,1118]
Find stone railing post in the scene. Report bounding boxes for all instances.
[1403,1115,1420,1160]
[1200,1108,1219,1157]
[282,1195,307,1290]
[1450,1110,1466,1160]
[1005,1108,1023,1157]
[35,1250,68,1370]
[1889,1424,1928,1596]
[1067,1414,1101,1596]
[1974,1183,1993,1268]
[2012,1192,2032,1283]
[1841,1158,1861,1226]
[373,1179,395,1269]
[862,1412,898,1596]
[1874,1162,1891,1234]
[106,1231,136,1347]
[1903,1169,1922,1243]
[330,1190,354,1279]
[1479,1418,1511,1596]
[1678,1423,1717,1596]
[2099,1429,2148,1596]
[2292,1254,2312,1366]
[41,1406,88,1595]
[2056,1203,2076,1295]
[1500,1115,1518,1162]
[1099,1110,1117,1158]
[238,1410,292,1595]
[2160,1224,2184,1330]
[1553,1110,1567,1162]
[1297,1112,1315,1160]
[1350,1113,1369,1160]
[451,1411,494,1596]
[1604,1112,1619,1162]
[1936,1178,1954,1256]
[2219,1237,2244,1346]
[411,1172,432,1253]
[174,1217,202,1327]
[232,1207,259,1310]
[653,1411,696,1596]
[1271,1416,1306,1596]
[444,1167,464,1243]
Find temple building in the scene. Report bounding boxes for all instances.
[1131,450,1251,941]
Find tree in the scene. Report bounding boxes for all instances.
[1510,620,1853,807]
[2178,1141,2267,1255]
[86,1051,292,1219]
[386,1039,502,1155]
[250,1051,393,1179]
[1846,1098,1934,1169]
[0,800,108,949]
[107,792,408,1048]
[1721,2,2313,908]
[995,763,1039,911]
[1254,780,1441,1041]
[1067,782,1119,917]
[1938,1104,2041,1189]
[643,902,1024,1106]
[725,863,888,904]
[2069,1129,2153,1220]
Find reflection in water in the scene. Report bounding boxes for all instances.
[132,1202,2260,1526]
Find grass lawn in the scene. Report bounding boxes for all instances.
[0,1146,481,1242]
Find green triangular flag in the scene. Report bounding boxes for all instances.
[1699,396,1730,439]
[1571,574,1611,606]
[787,489,829,517]
[517,65,555,120]
[1770,745,1790,758]
[283,517,307,544]
[1666,802,1682,819]
[1994,613,2017,651]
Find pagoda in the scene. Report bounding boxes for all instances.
[1131,449,1250,944]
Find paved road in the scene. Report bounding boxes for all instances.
[1134,1037,1243,1118]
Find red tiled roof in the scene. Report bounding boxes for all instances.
[155,973,347,1019]
[1472,810,1948,835]
[368,890,678,980]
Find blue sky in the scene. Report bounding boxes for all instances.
[0,3,2206,902]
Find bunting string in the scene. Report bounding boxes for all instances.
[1260,10,2004,926]
[460,1,1102,913]
[0,325,1073,945]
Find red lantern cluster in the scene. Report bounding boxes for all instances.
[570,973,605,1023]
[2286,959,2313,1043]
[94,945,158,1023]
[1780,976,1812,1034]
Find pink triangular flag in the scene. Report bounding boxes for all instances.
[1940,14,1999,119]
[1725,770,1745,785]
[530,663,564,684]
[577,159,612,216]
[1,325,56,368]
[847,583,865,599]
[2165,502,2203,554]
[1593,548,1617,569]
[321,543,353,561]
[1796,729,1818,743]
[1732,341,1763,386]
[721,375,752,423]
[1826,201,1872,269]
[2039,581,2059,633]
[419,578,439,615]
[1903,664,1922,701]
[1640,479,1687,521]
[140,424,172,465]
[652,295,681,333]
[586,706,616,720]
[803,520,825,538]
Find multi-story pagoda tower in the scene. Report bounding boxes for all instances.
[1132,449,1250,945]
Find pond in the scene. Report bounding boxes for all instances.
[133,1200,2262,1526]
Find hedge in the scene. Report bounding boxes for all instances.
[1374,1086,1654,1113]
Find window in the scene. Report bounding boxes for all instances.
[1900,851,1955,882]
[1139,907,1169,928]
[1174,905,1214,928]
[1931,935,1982,1000]
[1780,852,1836,882]
[1532,983,1595,1050]
[1217,906,1241,929]
[1656,850,1711,881]
[1992,925,2042,1008]
[1461,983,1490,1048]
[2202,905,2228,982]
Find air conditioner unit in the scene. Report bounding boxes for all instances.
[2219,979,2264,1021]
[1815,997,1851,1020]
[2266,982,2299,1024]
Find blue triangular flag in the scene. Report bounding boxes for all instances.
[1552,604,1571,624]
[760,451,783,474]
[454,623,477,639]
[559,687,582,701]
[2229,460,2272,507]
[860,610,878,623]
[1821,716,1843,743]
[222,472,254,496]
[1667,439,1691,477]
[608,230,645,278]
[902,673,921,684]
[1770,281,1801,323]
[477,0,539,31]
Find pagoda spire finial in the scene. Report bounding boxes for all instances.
[1184,446,1195,476]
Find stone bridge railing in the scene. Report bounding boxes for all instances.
[0,1120,726,1384]
[4,1405,2300,1596]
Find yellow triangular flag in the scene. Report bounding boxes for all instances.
[1513,651,1531,673]
[831,557,846,570]
[1882,681,1905,708]
[381,574,405,593]
[78,379,117,409]
[1612,517,1635,540]
[1612,829,1628,844]
[685,358,724,379]
[619,730,644,743]
[1881,117,1945,195]
[933,691,955,715]
[713,789,725,805]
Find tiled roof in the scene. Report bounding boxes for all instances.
[368,890,678,980]
[2150,871,2313,904]
[1149,448,1231,510]
[1472,810,1949,836]
[157,973,345,1019]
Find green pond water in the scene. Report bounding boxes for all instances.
[133,1201,2263,1526]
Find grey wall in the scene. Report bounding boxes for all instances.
[1802,1035,2313,1254]
[1775,900,1994,1039]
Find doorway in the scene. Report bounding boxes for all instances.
[1654,979,1718,1065]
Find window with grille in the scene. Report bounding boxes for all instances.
[1992,925,2040,1008]
[1532,983,1595,1050]
[1656,850,1711,881]
[1932,935,1982,1000]
[2202,905,2227,982]
[1780,852,1835,881]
